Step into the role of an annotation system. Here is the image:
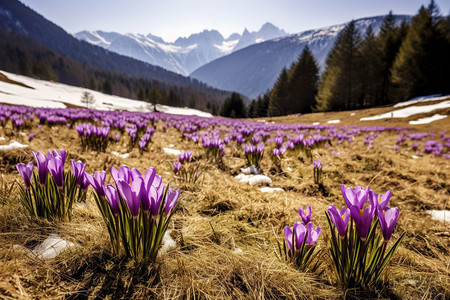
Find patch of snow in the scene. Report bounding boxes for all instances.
[312,122,320,125]
[32,234,75,259]
[427,210,450,223]
[260,187,283,193]
[286,167,292,172]
[214,39,239,54]
[394,94,450,107]
[409,114,447,125]
[169,144,175,147]
[350,113,356,116]
[111,151,130,159]
[412,155,419,159]
[163,147,182,156]
[233,247,243,254]
[0,141,28,151]
[255,38,265,43]
[235,174,272,186]
[158,230,177,255]
[0,70,212,118]
[0,136,5,141]
[327,119,340,124]
[360,101,450,121]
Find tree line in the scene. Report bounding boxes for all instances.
[221,1,450,119]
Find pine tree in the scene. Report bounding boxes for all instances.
[391,1,450,100]
[268,68,289,116]
[357,26,382,108]
[220,92,246,118]
[315,21,361,111]
[102,79,112,95]
[287,46,319,114]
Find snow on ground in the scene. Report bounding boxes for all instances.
[427,210,450,223]
[111,151,130,159]
[0,141,28,151]
[163,148,182,156]
[360,101,450,121]
[327,120,340,124]
[312,122,320,125]
[260,187,283,193]
[409,114,447,125]
[0,70,212,117]
[235,174,272,186]
[158,230,177,256]
[394,94,450,107]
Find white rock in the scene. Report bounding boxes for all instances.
[0,141,28,151]
[427,210,450,223]
[260,187,283,193]
[32,234,75,259]
[163,147,182,156]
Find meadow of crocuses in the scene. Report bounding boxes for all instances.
[0,102,449,299]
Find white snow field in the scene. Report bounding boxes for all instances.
[360,100,450,121]
[409,114,448,125]
[0,70,212,117]
[393,94,450,107]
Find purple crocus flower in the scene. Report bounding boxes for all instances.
[116,177,144,218]
[306,222,321,247]
[48,156,64,189]
[369,190,391,210]
[86,170,106,197]
[341,184,370,209]
[148,184,165,218]
[71,160,86,187]
[313,160,322,170]
[52,149,67,164]
[173,161,181,174]
[32,151,49,186]
[16,162,34,188]
[328,204,350,238]
[377,207,399,242]
[143,167,156,191]
[298,206,312,224]
[164,188,180,215]
[130,168,143,180]
[28,133,35,141]
[284,222,307,251]
[103,184,120,216]
[350,205,375,241]
[110,165,131,184]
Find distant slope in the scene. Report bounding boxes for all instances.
[0,69,212,117]
[0,0,226,94]
[75,23,287,76]
[190,16,410,98]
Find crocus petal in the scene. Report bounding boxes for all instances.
[131,168,142,181]
[116,179,139,217]
[298,206,312,224]
[284,226,293,251]
[378,207,399,241]
[293,221,306,250]
[103,184,120,216]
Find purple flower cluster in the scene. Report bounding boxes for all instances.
[329,185,399,242]
[75,123,110,152]
[284,206,321,251]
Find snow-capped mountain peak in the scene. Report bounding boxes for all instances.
[75,23,287,76]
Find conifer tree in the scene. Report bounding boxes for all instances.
[268,68,289,116]
[220,92,246,118]
[287,46,319,114]
[315,21,361,111]
[391,1,450,100]
[357,26,382,108]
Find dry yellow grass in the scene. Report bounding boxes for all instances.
[0,102,449,299]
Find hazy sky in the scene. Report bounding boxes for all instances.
[19,0,450,42]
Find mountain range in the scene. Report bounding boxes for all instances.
[190,15,410,98]
[75,23,287,76]
[0,0,229,104]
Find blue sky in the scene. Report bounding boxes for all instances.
[20,0,450,42]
